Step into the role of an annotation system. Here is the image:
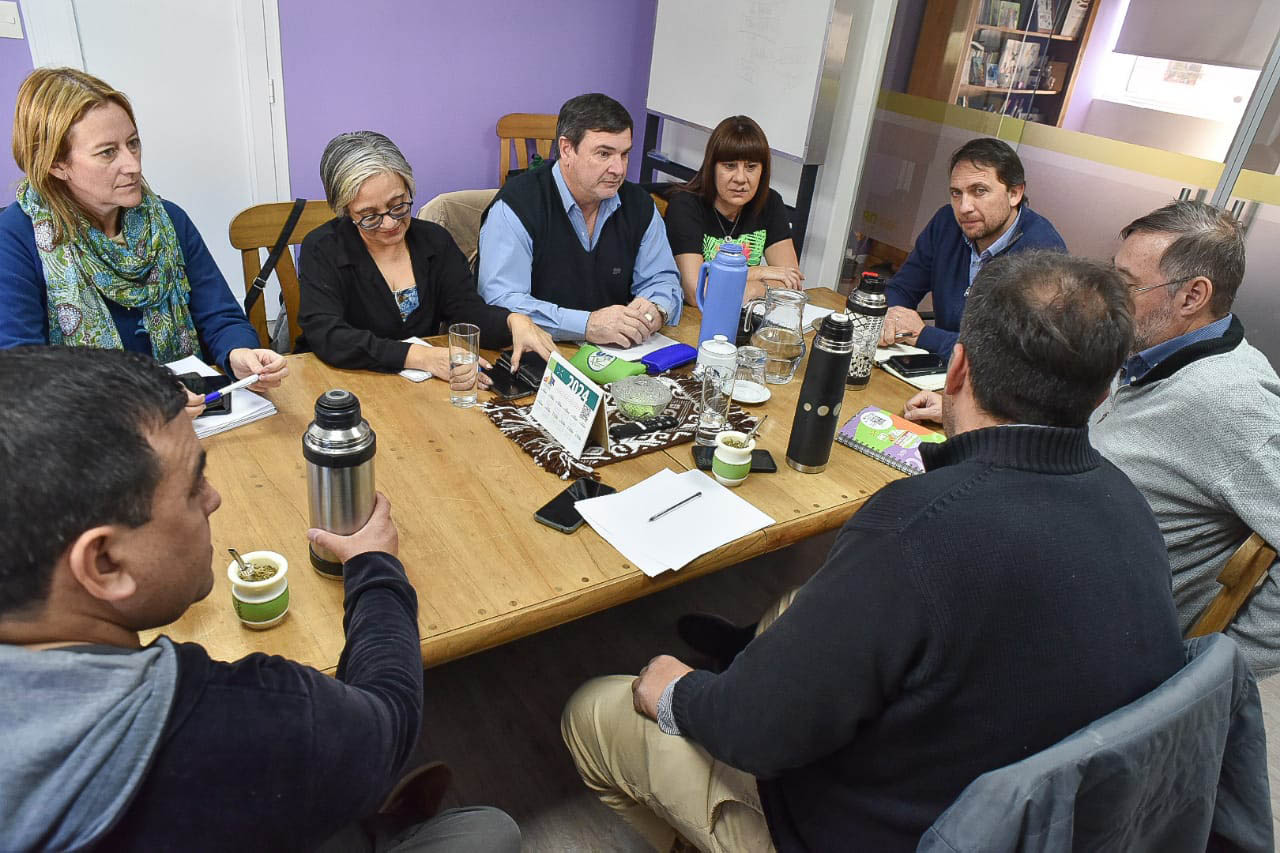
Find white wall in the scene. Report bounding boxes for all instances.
[653,0,899,292]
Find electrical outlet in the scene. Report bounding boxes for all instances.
[0,2,22,39]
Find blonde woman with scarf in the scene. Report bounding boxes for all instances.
[0,67,287,415]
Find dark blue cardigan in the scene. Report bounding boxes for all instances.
[0,200,259,372]
[886,203,1066,359]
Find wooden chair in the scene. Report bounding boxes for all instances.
[1186,532,1277,638]
[496,113,557,186]
[228,201,333,350]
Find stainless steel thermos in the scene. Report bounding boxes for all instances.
[785,313,854,473]
[846,272,888,389]
[303,390,376,578]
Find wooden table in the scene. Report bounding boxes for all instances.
[143,288,918,672]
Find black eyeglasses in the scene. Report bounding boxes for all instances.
[1128,275,1197,294]
[354,199,413,230]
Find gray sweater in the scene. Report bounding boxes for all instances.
[1091,318,1280,677]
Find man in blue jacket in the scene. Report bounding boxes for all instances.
[879,138,1066,359]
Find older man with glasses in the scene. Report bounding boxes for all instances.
[1092,200,1280,678]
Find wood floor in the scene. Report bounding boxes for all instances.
[419,532,1280,851]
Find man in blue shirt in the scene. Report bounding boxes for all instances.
[879,138,1066,359]
[478,93,682,349]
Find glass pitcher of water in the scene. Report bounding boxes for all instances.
[748,288,807,384]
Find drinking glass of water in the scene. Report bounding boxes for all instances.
[750,288,807,384]
[448,323,481,408]
[695,361,736,446]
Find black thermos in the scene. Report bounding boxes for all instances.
[786,313,854,473]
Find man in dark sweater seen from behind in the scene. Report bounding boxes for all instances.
[562,251,1186,851]
[0,347,519,852]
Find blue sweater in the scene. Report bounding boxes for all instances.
[887,203,1065,359]
[0,200,259,373]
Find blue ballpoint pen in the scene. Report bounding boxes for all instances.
[203,374,260,405]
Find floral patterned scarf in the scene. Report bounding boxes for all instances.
[17,179,199,363]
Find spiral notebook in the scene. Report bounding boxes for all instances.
[835,406,945,475]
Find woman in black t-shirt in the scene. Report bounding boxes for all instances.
[664,115,804,305]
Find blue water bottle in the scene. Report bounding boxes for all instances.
[695,243,749,347]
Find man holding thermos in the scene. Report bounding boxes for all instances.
[0,347,519,852]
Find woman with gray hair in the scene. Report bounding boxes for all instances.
[298,130,553,378]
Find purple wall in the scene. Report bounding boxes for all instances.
[0,1,32,197]
[278,0,658,205]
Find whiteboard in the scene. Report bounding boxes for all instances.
[646,0,837,161]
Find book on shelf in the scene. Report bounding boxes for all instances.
[1034,0,1056,32]
[1014,41,1041,89]
[968,41,986,85]
[1058,0,1089,38]
[996,0,1021,28]
[997,38,1022,88]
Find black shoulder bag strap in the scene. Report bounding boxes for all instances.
[243,198,307,316]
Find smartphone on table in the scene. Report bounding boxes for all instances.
[483,349,550,401]
[176,372,233,417]
[691,445,778,473]
[885,353,946,377]
[534,479,618,533]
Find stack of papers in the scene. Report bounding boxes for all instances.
[575,468,775,577]
[166,355,278,439]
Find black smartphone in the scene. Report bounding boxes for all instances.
[533,479,618,533]
[691,446,778,473]
[484,365,536,400]
[176,372,233,417]
[886,353,946,377]
[483,349,550,401]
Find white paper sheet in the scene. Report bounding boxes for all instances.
[399,336,433,382]
[874,342,929,364]
[575,468,775,577]
[803,304,835,331]
[592,332,678,362]
[165,355,277,439]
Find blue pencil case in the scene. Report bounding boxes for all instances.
[641,342,697,374]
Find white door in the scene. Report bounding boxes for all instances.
[22,0,290,310]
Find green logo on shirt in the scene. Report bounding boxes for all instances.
[703,230,767,265]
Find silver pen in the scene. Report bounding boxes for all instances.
[648,491,703,523]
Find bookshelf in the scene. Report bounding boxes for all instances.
[907,0,1101,126]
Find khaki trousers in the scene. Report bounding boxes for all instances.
[560,588,800,853]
